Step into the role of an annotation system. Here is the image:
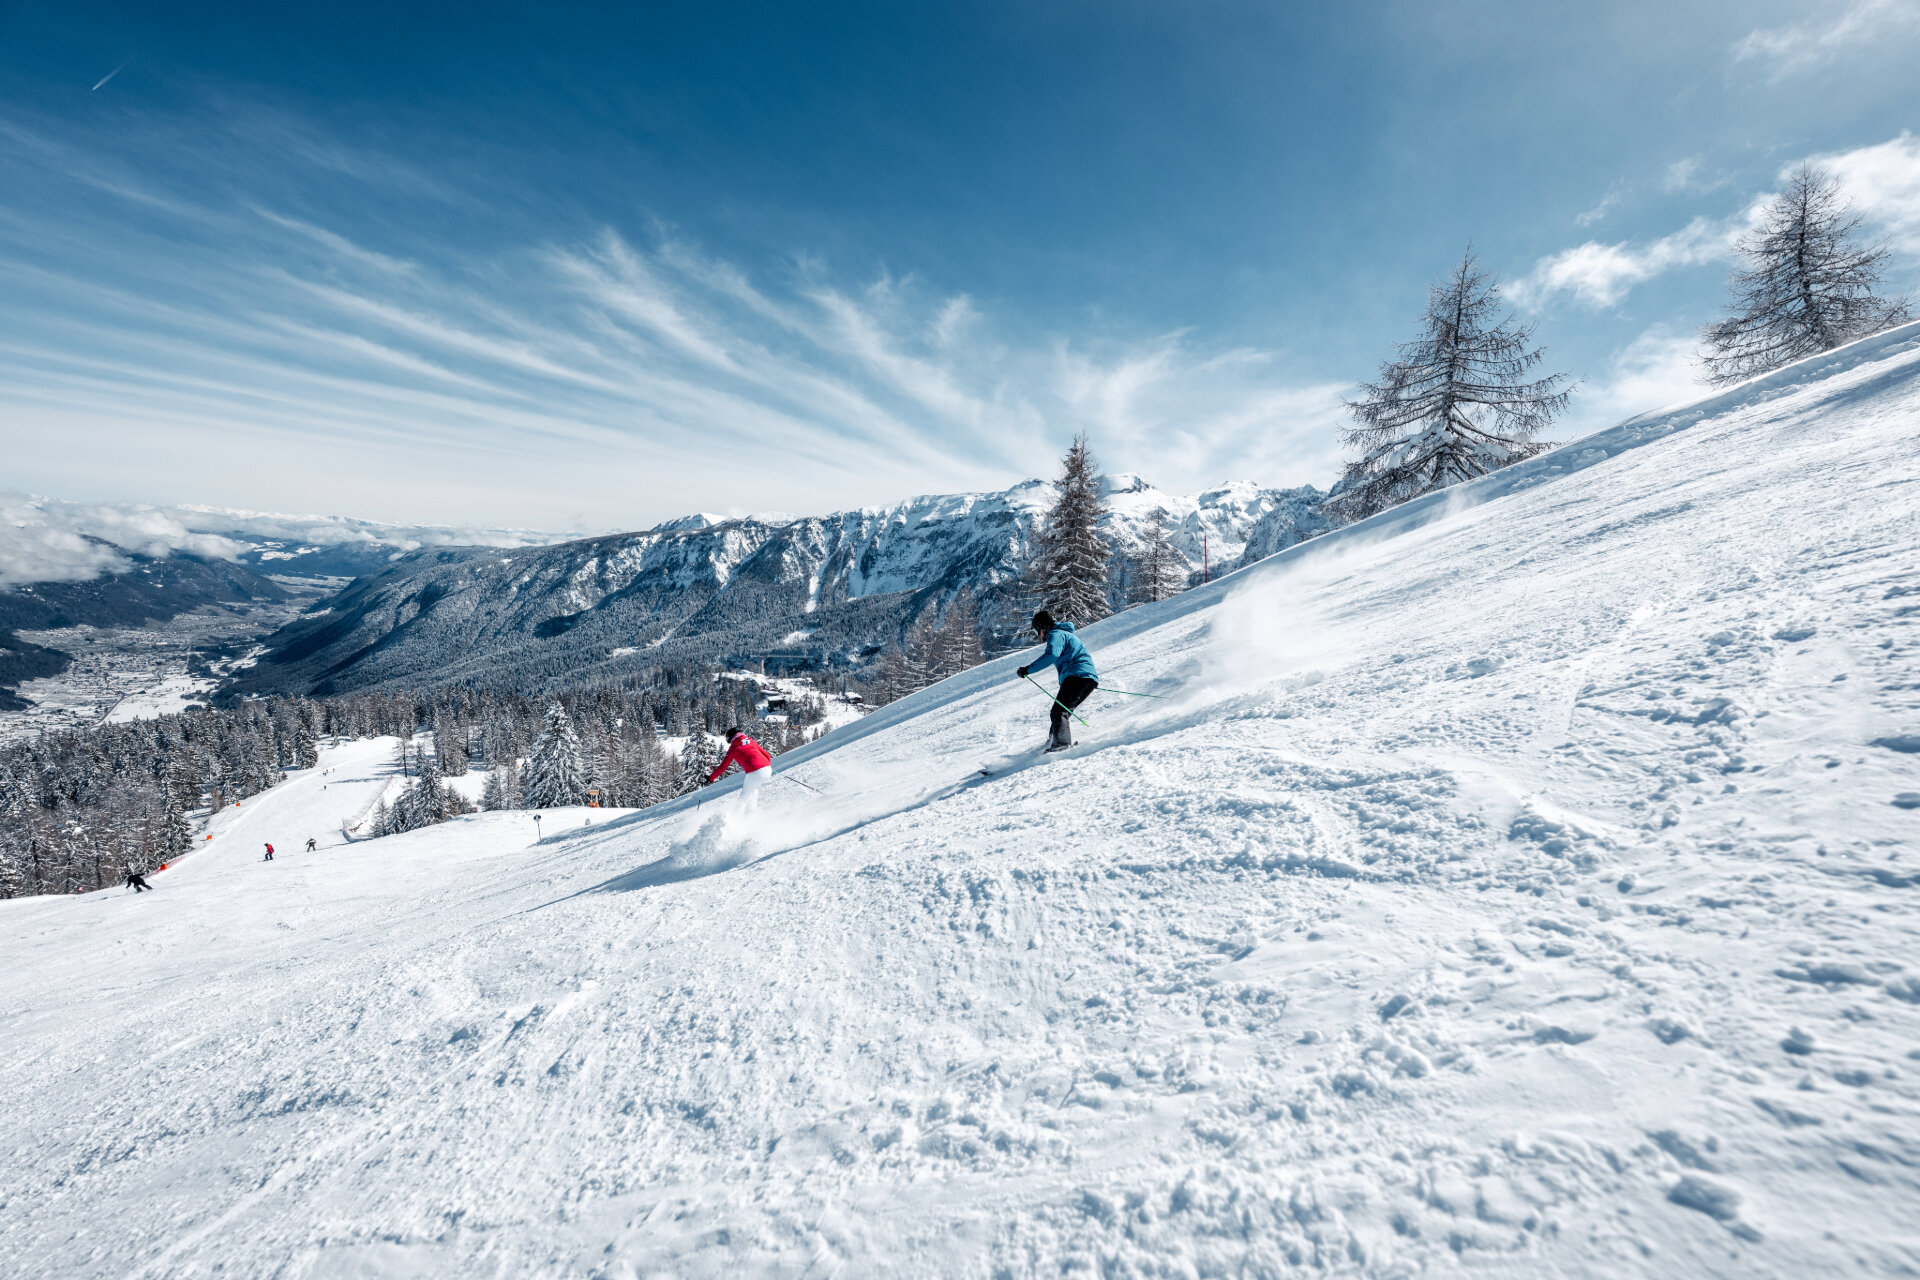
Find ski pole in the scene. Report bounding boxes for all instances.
[1096,687,1167,699]
[1024,673,1090,727]
[780,772,823,795]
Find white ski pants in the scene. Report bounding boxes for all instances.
[739,765,771,809]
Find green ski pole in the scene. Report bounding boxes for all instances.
[1024,673,1090,727]
[1096,688,1167,699]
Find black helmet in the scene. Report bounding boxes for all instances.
[1031,610,1054,634]
[724,726,743,739]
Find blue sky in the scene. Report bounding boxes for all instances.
[3,0,1917,533]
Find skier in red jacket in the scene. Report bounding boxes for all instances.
[706,727,773,808]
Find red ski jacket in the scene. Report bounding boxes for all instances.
[707,734,772,784]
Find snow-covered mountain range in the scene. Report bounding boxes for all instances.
[225,474,1328,696]
[9,323,1916,1277]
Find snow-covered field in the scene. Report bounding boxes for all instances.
[4,323,1919,1277]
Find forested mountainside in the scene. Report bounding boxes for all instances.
[222,475,1327,699]
[0,553,287,710]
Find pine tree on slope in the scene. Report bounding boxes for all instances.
[523,702,588,808]
[931,588,984,678]
[1329,250,1570,524]
[157,792,193,860]
[676,731,721,797]
[1701,163,1912,386]
[1027,433,1111,624]
[903,610,940,691]
[1132,507,1184,605]
[432,717,467,776]
[481,762,520,811]
[293,722,319,770]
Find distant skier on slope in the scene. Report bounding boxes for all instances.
[125,865,153,892]
[305,838,317,853]
[1017,610,1099,752]
[263,843,274,861]
[705,727,773,808]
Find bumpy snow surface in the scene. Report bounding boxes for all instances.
[6,325,1920,1277]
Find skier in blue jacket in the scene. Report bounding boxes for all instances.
[1016,610,1099,752]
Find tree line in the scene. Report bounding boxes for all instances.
[0,668,835,897]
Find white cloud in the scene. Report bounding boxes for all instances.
[1512,133,1920,312]
[1811,132,1920,257]
[1733,0,1920,78]
[1561,329,1706,437]
[0,492,566,589]
[1661,157,1726,195]
[0,493,239,589]
[1574,189,1621,228]
[1510,217,1736,310]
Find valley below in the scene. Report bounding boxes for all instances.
[0,580,338,746]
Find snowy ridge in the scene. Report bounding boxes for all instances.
[225,473,1327,696]
[4,322,1919,1276]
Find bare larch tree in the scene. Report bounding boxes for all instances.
[1027,433,1111,624]
[1701,163,1912,386]
[1330,250,1570,523]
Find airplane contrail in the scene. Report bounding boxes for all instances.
[92,59,131,91]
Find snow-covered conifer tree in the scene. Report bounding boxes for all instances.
[523,703,588,808]
[1701,164,1912,385]
[1329,251,1569,523]
[480,763,520,811]
[639,737,674,806]
[432,717,467,776]
[380,760,474,836]
[1132,507,1184,605]
[1027,433,1111,624]
[157,793,193,860]
[675,731,720,797]
[293,722,319,770]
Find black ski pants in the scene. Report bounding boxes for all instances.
[127,874,151,892]
[1051,677,1098,745]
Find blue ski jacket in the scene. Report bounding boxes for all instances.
[1026,622,1098,682]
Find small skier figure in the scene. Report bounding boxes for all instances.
[263,842,274,861]
[125,866,153,892]
[1016,610,1099,752]
[705,727,773,808]
[305,837,317,852]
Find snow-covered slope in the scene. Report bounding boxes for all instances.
[223,474,1324,697]
[5,322,1919,1277]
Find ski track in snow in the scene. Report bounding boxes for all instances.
[5,324,1920,1277]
